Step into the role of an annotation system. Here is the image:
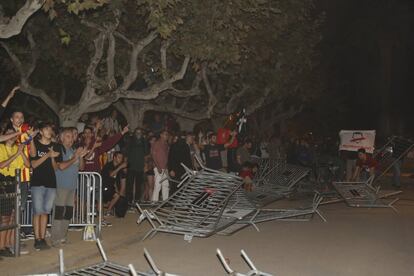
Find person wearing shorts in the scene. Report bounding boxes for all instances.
[29,122,60,251]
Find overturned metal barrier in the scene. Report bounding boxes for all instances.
[371,136,414,185]
[332,181,399,211]
[58,239,177,276]
[219,193,326,235]
[217,249,273,276]
[248,161,310,207]
[137,167,243,241]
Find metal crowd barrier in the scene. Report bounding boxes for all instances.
[332,181,399,211]
[137,166,243,242]
[20,172,102,238]
[217,249,273,276]
[248,160,310,207]
[328,136,412,209]
[219,192,326,235]
[57,239,178,276]
[0,169,22,257]
[371,136,414,186]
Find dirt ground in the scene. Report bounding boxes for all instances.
[1,177,414,276]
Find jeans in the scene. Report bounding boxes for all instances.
[151,169,169,202]
[31,186,56,215]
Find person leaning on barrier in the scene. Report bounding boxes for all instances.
[0,127,31,257]
[51,128,88,247]
[352,148,378,181]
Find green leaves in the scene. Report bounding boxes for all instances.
[59,28,71,45]
[137,0,184,38]
[67,0,109,15]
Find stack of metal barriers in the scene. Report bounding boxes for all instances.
[137,159,323,241]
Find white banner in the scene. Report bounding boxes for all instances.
[339,130,376,153]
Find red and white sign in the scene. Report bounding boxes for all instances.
[339,130,376,153]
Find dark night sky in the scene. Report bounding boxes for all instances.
[319,0,414,137]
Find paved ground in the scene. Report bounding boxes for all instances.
[1,177,414,276]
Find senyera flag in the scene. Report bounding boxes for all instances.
[339,130,376,153]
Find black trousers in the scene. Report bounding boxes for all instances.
[126,170,144,203]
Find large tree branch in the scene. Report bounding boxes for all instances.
[160,40,170,80]
[168,72,202,97]
[120,30,158,90]
[107,32,116,89]
[117,55,190,100]
[201,63,218,118]
[0,0,44,39]
[81,32,106,101]
[0,32,60,114]
[225,86,249,113]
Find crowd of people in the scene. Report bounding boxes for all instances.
[0,86,271,257]
[0,86,404,258]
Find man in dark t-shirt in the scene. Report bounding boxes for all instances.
[202,133,236,170]
[29,122,60,251]
[101,152,127,211]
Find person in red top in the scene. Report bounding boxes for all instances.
[81,125,129,172]
[239,162,254,192]
[151,130,170,202]
[352,148,378,181]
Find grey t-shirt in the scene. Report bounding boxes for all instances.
[55,146,79,190]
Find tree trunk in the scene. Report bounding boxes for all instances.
[176,117,199,132]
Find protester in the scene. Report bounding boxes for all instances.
[9,110,36,243]
[125,128,149,203]
[239,162,254,192]
[201,131,236,171]
[101,152,127,217]
[168,132,194,195]
[236,138,253,167]
[29,122,60,251]
[0,127,31,256]
[51,128,88,247]
[143,136,156,201]
[151,130,170,201]
[352,148,377,181]
[81,125,128,172]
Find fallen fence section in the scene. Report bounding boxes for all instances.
[58,239,178,276]
[137,167,243,242]
[372,136,414,186]
[219,193,326,235]
[332,181,399,211]
[249,161,310,207]
[217,249,273,276]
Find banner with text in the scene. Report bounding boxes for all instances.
[339,130,376,153]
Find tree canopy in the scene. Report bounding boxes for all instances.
[0,0,323,129]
